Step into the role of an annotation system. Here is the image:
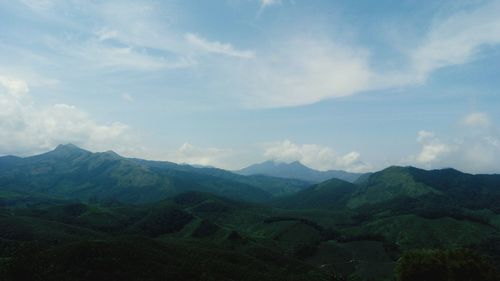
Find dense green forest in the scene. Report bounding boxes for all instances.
[1,145,499,280]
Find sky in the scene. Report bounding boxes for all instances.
[1,0,500,173]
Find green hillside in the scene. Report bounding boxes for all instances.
[1,151,500,280]
[273,178,358,209]
[269,166,500,279]
[0,145,309,203]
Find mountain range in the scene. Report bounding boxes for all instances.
[1,144,500,280]
[236,160,363,183]
[0,144,315,204]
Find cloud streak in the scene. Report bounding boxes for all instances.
[410,1,500,82]
[9,0,500,108]
[461,112,490,129]
[230,1,500,108]
[260,0,281,8]
[185,33,255,59]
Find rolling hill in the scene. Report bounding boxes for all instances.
[273,178,359,210]
[1,148,500,280]
[275,165,500,212]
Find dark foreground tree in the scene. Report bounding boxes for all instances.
[395,248,498,281]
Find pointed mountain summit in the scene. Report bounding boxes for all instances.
[99,150,122,160]
[53,143,89,154]
[54,143,82,150]
[236,160,363,183]
[50,143,88,152]
[35,143,91,160]
[44,144,121,161]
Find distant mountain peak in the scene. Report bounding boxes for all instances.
[259,160,283,165]
[379,165,410,172]
[54,143,84,151]
[287,160,306,167]
[237,160,362,183]
[102,150,122,159]
[49,143,90,158]
[261,160,307,168]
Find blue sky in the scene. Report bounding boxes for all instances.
[1,0,500,173]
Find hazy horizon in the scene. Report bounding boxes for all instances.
[0,142,495,176]
[1,0,500,173]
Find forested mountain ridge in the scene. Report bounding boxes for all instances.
[1,146,500,280]
[0,144,310,204]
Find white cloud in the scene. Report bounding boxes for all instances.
[260,0,282,8]
[0,76,30,98]
[171,143,235,168]
[16,1,193,72]
[410,1,500,82]
[415,131,455,165]
[12,1,500,109]
[263,139,371,172]
[89,1,189,57]
[78,44,185,71]
[47,35,194,71]
[121,93,134,102]
[416,130,435,143]
[0,75,139,156]
[236,37,373,108]
[236,1,500,108]
[337,151,363,169]
[184,33,255,59]
[20,0,54,11]
[17,1,253,73]
[96,27,119,42]
[461,112,490,128]
[409,114,500,173]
